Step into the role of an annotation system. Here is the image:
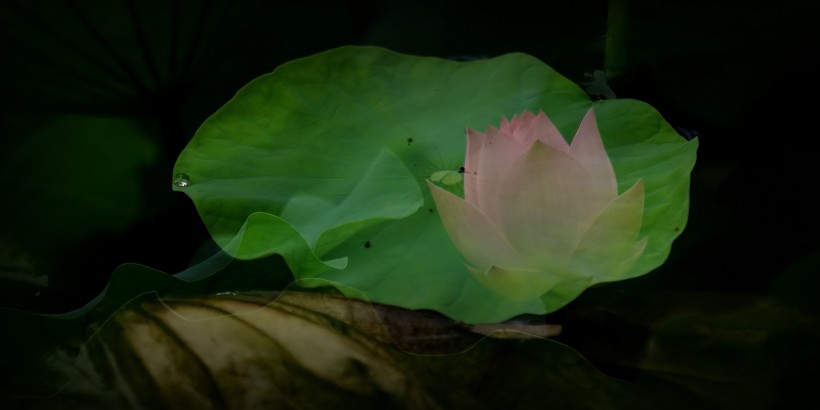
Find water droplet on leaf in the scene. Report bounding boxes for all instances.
[173,173,191,187]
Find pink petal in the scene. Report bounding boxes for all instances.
[463,128,485,205]
[570,179,646,279]
[501,111,531,145]
[464,125,528,212]
[492,141,604,261]
[427,181,520,272]
[504,110,569,153]
[568,108,618,201]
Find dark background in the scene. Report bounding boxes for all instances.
[0,0,817,406]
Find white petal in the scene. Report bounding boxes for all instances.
[470,264,567,301]
[428,181,520,272]
[570,179,646,279]
[493,141,603,261]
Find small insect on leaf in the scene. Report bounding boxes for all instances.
[364,241,371,249]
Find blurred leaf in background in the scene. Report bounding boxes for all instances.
[0,0,358,312]
[0,116,157,308]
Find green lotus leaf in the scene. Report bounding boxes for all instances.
[173,46,697,323]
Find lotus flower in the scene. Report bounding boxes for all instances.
[428,109,647,300]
